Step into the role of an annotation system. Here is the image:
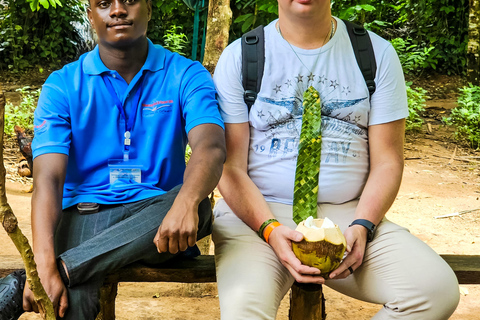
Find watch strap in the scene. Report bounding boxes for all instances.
[349,219,376,242]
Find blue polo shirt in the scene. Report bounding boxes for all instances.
[32,39,224,209]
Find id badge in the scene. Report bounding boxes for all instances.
[108,159,143,184]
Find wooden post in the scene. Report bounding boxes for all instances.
[289,282,326,320]
[96,282,118,320]
[0,85,55,319]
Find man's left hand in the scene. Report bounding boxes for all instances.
[328,224,368,279]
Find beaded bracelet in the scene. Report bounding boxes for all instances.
[263,221,282,244]
[258,218,278,240]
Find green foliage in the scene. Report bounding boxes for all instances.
[4,87,40,136]
[0,0,87,72]
[392,0,468,75]
[148,1,195,56]
[405,82,428,132]
[0,0,470,75]
[163,25,189,55]
[25,0,62,11]
[231,0,278,38]
[443,84,480,149]
[390,37,436,75]
[331,0,468,75]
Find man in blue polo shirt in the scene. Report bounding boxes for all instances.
[0,0,225,319]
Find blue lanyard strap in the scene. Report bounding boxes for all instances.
[102,73,144,156]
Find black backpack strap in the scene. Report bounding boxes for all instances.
[241,25,265,110]
[343,20,377,97]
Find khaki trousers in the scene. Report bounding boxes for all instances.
[212,199,460,320]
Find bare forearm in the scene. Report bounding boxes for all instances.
[178,124,226,208]
[218,167,274,232]
[31,154,67,268]
[179,144,225,206]
[31,188,62,267]
[355,157,403,225]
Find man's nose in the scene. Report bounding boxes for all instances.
[110,0,128,17]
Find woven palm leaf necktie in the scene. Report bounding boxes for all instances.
[293,86,322,224]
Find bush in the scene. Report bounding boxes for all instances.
[0,0,87,72]
[443,84,480,149]
[163,25,189,56]
[4,87,40,136]
[405,82,428,132]
[391,37,436,75]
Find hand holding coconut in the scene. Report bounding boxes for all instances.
[327,222,370,279]
[264,222,326,285]
[292,217,347,278]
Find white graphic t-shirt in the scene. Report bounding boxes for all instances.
[213,17,408,206]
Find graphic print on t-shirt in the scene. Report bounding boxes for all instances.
[251,72,368,164]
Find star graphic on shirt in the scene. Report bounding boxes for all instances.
[307,73,315,82]
[295,74,303,83]
[330,80,339,89]
[341,86,351,96]
[318,75,327,84]
[274,85,282,93]
[257,110,265,118]
[285,79,292,87]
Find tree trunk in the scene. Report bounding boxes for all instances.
[0,85,55,319]
[202,0,232,74]
[467,0,480,84]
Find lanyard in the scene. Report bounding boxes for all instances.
[102,73,144,160]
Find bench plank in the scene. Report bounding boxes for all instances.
[104,255,216,283]
[441,254,480,284]
[2,254,480,284]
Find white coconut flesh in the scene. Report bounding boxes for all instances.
[296,216,346,246]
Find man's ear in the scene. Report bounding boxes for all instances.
[87,8,94,27]
[147,0,152,21]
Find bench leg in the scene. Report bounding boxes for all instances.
[96,282,118,320]
[289,282,325,320]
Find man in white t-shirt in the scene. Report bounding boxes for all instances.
[211,1,460,319]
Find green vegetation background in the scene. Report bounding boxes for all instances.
[1,0,479,148]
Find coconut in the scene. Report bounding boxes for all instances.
[292,217,347,277]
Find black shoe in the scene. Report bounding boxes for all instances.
[0,270,25,320]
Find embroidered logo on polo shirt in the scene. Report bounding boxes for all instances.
[34,120,48,135]
[142,100,173,117]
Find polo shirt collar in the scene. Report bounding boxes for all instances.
[83,38,165,75]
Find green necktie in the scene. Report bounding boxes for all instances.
[293,86,322,224]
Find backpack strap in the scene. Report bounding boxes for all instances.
[241,25,265,110]
[342,20,377,97]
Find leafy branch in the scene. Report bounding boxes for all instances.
[26,0,62,11]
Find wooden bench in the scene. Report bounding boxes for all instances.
[1,254,480,320]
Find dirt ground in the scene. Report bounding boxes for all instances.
[1,73,479,319]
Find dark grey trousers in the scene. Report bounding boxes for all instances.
[54,185,213,320]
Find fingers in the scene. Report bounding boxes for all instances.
[153,226,197,254]
[284,256,324,284]
[269,226,323,284]
[58,290,69,318]
[23,285,38,313]
[329,245,364,279]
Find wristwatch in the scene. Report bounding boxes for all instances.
[349,219,376,242]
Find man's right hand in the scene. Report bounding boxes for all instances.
[268,225,325,284]
[23,268,69,318]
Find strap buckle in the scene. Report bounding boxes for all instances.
[244,35,259,45]
[366,79,376,95]
[244,90,257,105]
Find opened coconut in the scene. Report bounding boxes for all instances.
[292,216,346,277]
